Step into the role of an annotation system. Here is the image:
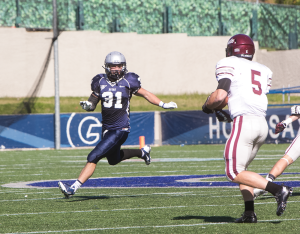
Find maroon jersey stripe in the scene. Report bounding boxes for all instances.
[225,117,237,181]
[216,66,235,70]
[232,116,243,177]
[216,72,234,76]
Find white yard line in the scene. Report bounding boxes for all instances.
[7,217,300,234]
[1,200,299,217]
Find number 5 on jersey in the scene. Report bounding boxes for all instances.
[251,70,262,95]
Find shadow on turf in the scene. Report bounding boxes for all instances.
[290,192,300,197]
[62,195,141,202]
[173,215,235,223]
[172,215,283,224]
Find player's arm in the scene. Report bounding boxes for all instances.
[135,88,177,109]
[206,89,228,110]
[275,105,300,133]
[79,92,100,111]
[80,75,101,111]
[202,78,231,113]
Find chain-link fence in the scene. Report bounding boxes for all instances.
[1,0,299,50]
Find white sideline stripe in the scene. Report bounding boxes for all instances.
[8,218,300,233]
[0,194,241,203]
[60,157,279,164]
[1,200,299,217]
[0,197,63,202]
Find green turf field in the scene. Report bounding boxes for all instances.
[0,93,300,114]
[0,144,300,233]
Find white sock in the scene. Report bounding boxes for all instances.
[266,174,275,182]
[71,180,83,192]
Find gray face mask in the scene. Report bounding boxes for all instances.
[103,64,126,81]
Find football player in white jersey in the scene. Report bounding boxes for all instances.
[202,34,293,223]
[254,105,300,198]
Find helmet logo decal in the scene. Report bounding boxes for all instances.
[228,38,235,45]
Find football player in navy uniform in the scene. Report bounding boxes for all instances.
[58,51,177,198]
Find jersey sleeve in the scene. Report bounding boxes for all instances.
[265,67,273,94]
[215,57,236,82]
[125,73,142,94]
[90,75,101,96]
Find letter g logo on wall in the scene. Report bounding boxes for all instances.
[67,113,102,147]
[78,116,102,144]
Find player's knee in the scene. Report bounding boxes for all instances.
[87,152,100,164]
[284,155,294,165]
[225,170,239,182]
[225,173,234,182]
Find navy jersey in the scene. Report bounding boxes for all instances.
[91,72,141,131]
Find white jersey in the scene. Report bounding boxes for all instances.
[216,56,272,119]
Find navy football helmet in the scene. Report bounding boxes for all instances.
[226,34,255,61]
[104,51,127,81]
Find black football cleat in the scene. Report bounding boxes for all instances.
[234,211,257,223]
[275,185,293,216]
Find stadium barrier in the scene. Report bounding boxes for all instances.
[161,108,300,145]
[0,112,154,149]
[0,108,299,149]
[269,86,300,106]
[0,0,299,50]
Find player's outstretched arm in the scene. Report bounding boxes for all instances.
[275,114,300,134]
[275,105,300,134]
[79,93,99,111]
[135,88,177,109]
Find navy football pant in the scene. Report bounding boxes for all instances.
[87,130,129,165]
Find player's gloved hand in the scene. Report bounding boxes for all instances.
[275,122,286,134]
[291,105,300,115]
[202,104,214,114]
[80,101,92,111]
[202,95,214,114]
[215,109,232,123]
[159,101,177,109]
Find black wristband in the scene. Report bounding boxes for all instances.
[87,93,99,111]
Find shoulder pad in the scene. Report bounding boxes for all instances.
[125,72,139,79]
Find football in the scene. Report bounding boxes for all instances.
[216,96,228,109]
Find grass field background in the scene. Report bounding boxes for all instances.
[0,93,300,114]
[1,144,300,233]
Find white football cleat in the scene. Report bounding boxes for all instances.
[58,181,75,198]
[141,145,151,165]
